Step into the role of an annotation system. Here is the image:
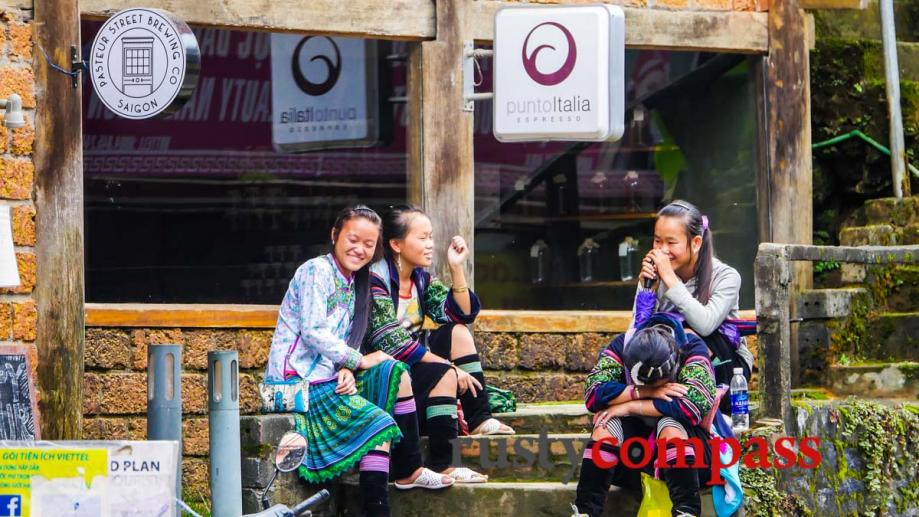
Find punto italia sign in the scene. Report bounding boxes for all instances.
[493,5,625,142]
[90,8,200,120]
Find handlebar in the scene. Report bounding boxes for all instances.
[290,489,330,515]
[240,489,330,517]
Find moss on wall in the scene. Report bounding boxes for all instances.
[740,400,919,516]
[811,37,919,244]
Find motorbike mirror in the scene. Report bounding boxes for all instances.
[275,431,307,473]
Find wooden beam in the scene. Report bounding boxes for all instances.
[0,1,32,10]
[471,2,769,54]
[81,0,773,52]
[419,0,476,286]
[754,244,794,433]
[799,0,868,9]
[78,0,435,40]
[406,42,424,206]
[85,303,280,328]
[765,0,813,389]
[85,304,758,334]
[34,0,84,439]
[478,310,631,333]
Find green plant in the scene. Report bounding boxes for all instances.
[814,260,841,275]
[181,491,211,517]
[834,400,919,513]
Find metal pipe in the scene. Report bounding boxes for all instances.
[147,344,183,508]
[208,350,242,517]
[879,0,910,198]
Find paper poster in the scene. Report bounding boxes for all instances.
[105,441,179,517]
[0,346,40,441]
[0,206,19,288]
[0,447,109,516]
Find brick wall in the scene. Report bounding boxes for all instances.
[0,8,38,381]
[83,327,269,498]
[81,327,615,495]
[82,324,758,495]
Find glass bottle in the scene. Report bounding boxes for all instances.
[530,240,550,284]
[577,238,600,283]
[618,237,638,281]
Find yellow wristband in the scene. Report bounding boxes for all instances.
[452,286,468,293]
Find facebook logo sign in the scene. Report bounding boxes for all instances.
[0,495,21,516]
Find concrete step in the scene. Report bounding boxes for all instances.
[497,402,591,435]
[815,39,919,83]
[797,288,867,321]
[338,480,640,516]
[337,480,726,517]
[839,224,900,246]
[879,265,919,313]
[857,312,919,361]
[239,403,591,460]
[860,197,919,227]
[827,362,919,398]
[815,1,919,43]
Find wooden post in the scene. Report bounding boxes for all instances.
[33,0,85,439]
[754,243,793,432]
[415,0,474,286]
[765,0,813,387]
[406,42,424,207]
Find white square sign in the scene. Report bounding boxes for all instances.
[493,5,624,142]
[271,35,379,152]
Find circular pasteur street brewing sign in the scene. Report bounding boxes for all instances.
[90,8,200,120]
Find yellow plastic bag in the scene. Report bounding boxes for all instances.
[637,472,673,517]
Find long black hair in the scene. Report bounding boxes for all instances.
[657,200,715,304]
[623,325,681,385]
[330,205,383,349]
[381,204,427,261]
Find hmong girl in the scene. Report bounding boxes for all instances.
[573,313,718,517]
[364,204,514,484]
[635,200,754,412]
[265,205,453,517]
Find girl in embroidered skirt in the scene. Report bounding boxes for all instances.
[574,313,718,517]
[265,206,452,517]
[634,200,754,413]
[364,204,513,484]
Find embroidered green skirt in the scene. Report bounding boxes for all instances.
[294,359,407,483]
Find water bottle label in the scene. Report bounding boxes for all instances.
[731,392,749,415]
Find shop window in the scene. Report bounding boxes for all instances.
[81,22,409,303]
[474,51,759,310]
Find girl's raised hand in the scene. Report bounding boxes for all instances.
[447,236,469,266]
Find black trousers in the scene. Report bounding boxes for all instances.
[575,416,714,517]
[424,323,494,431]
[701,332,751,414]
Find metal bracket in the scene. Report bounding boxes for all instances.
[462,40,494,112]
[70,45,86,89]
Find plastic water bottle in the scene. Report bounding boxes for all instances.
[730,367,749,432]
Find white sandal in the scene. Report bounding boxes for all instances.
[393,467,454,490]
[446,467,488,483]
[470,418,515,436]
